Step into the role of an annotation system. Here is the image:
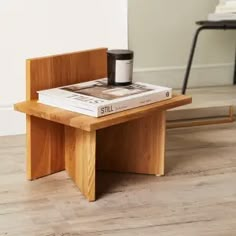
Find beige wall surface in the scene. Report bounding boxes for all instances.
[128,0,236,88]
[0,0,128,136]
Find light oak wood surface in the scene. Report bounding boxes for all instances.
[24,48,107,181]
[1,123,236,235]
[26,48,107,100]
[65,127,96,201]
[97,111,166,175]
[26,116,65,180]
[14,95,191,132]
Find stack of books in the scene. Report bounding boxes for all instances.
[208,0,236,21]
[37,78,172,117]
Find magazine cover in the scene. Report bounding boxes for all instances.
[61,80,153,100]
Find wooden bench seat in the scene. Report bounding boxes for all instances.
[15,95,191,132]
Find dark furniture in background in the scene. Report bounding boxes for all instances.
[182,20,236,94]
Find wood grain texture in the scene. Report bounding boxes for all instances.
[24,48,107,180]
[97,111,166,175]
[26,48,107,100]
[26,116,65,180]
[156,111,166,175]
[14,48,192,202]
[1,123,236,235]
[65,127,96,202]
[14,95,192,132]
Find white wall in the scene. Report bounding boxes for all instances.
[128,0,236,88]
[0,0,128,136]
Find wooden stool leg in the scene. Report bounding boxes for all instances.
[97,111,166,176]
[27,116,65,180]
[155,111,166,176]
[65,127,96,202]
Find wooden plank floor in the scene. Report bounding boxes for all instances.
[0,123,236,236]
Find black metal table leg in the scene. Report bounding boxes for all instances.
[234,46,236,84]
[182,26,205,95]
[182,22,236,94]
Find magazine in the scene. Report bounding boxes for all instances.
[208,13,236,21]
[37,78,172,117]
[208,0,236,21]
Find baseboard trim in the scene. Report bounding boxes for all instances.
[0,105,26,136]
[133,63,234,73]
[133,63,234,89]
[0,104,13,110]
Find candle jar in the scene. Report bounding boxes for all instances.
[107,49,134,86]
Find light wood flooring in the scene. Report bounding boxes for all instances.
[0,123,236,236]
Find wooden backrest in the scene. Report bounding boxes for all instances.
[26,48,107,100]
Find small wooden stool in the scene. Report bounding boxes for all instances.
[14,48,192,201]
